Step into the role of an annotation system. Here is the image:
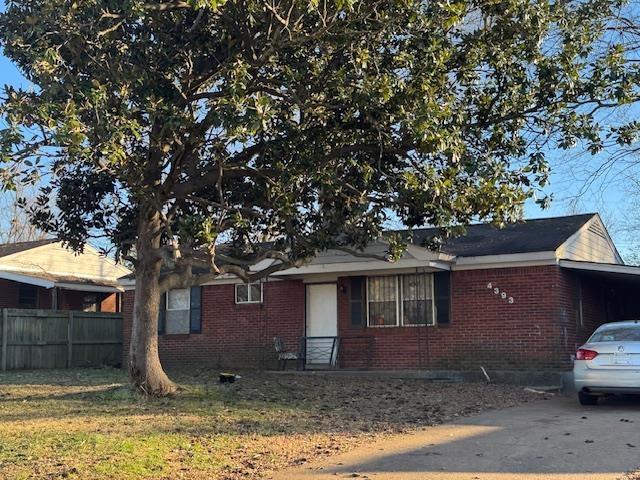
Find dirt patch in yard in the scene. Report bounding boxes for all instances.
[0,368,545,479]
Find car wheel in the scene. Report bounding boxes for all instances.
[578,391,598,406]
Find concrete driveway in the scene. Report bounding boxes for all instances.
[274,394,640,480]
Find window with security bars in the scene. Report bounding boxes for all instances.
[401,273,434,325]
[367,273,435,327]
[367,276,398,326]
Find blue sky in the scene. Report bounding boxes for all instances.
[1,42,638,258]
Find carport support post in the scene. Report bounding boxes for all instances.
[1,309,7,371]
[67,312,73,369]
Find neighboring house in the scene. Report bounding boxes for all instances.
[120,213,640,372]
[0,239,131,312]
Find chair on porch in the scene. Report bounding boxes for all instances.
[273,336,302,370]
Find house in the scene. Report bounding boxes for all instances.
[0,239,130,312]
[120,213,640,373]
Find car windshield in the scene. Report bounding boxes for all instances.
[590,326,640,342]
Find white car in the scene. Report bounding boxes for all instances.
[574,321,640,405]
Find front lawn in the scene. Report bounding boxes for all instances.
[0,368,541,479]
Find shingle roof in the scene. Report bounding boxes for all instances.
[0,239,58,258]
[407,213,596,257]
[119,213,600,284]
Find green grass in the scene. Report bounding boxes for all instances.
[0,368,538,479]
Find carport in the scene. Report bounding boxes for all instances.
[560,260,640,322]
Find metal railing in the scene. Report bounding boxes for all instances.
[300,336,339,369]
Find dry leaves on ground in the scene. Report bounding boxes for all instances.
[0,368,545,479]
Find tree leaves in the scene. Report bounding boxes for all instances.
[0,0,638,277]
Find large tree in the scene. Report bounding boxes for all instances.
[1,0,639,395]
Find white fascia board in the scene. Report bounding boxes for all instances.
[559,259,640,276]
[0,270,55,288]
[451,251,558,270]
[200,276,283,286]
[276,258,451,276]
[54,282,123,293]
[120,275,285,290]
[297,263,450,283]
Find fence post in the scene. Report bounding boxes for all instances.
[67,311,74,368]
[1,309,7,371]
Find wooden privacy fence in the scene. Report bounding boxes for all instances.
[0,309,123,371]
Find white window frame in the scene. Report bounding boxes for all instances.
[165,288,191,335]
[400,273,436,327]
[235,282,263,304]
[366,274,436,328]
[166,288,191,312]
[366,275,400,327]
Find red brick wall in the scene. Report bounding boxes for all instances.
[0,279,51,309]
[0,279,26,308]
[100,293,119,313]
[56,290,117,312]
[557,271,610,362]
[122,280,304,369]
[338,266,591,371]
[120,266,614,372]
[0,280,119,312]
[57,289,86,311]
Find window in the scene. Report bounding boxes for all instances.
[18,284,37,308]
[590,326,640,342]
[166,288,190,334]
[82,294,99,312]
[401,274,434,326]
[366,273,435,327]
[159,287,201,335]
[235,282,263,304]
[367,276,398,326]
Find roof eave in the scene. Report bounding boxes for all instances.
[0,270,55,288]
[559,259,640,276]
[451,251,558,270]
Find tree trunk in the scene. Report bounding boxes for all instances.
[128,206,177,396]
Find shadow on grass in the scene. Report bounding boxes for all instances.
[0,367,126,386]
[0,367,549,440]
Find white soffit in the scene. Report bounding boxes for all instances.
[0,270,55,288]
[54,282,123,293]
[559,259,640,276]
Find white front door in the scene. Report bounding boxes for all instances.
[305,283,338,365]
